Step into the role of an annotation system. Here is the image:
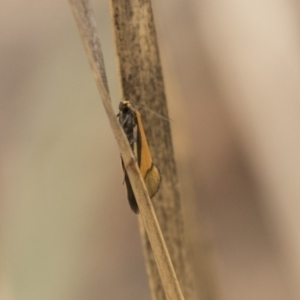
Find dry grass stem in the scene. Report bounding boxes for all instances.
[68,0,185,299]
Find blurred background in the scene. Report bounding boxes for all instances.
[1,0,300,299]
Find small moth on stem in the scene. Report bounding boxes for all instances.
[118,100,161,213]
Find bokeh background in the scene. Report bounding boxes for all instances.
[1,1,300,300]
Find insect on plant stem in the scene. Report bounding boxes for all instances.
[117,100,161,213]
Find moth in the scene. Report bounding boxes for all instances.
[117,100,161,213]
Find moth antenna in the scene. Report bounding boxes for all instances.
[134,104,173,122]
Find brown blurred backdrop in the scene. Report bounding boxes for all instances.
[1,1,300,300]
